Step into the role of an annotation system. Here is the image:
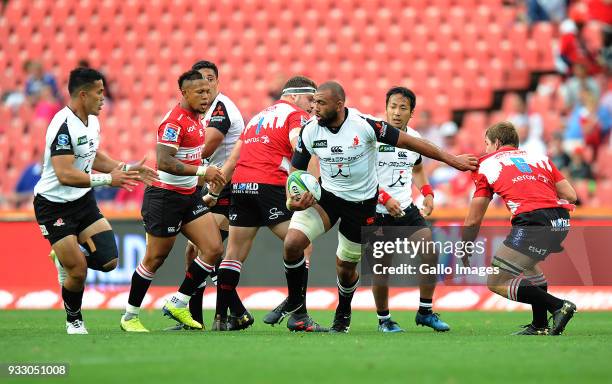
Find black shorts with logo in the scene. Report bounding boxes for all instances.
[375,204,429,238]
[503,207,571,261]
[317,187,378,244]
[208,183,231,218]
[142,186,209,237]
[34,190,104,245]
[229,183,292,227]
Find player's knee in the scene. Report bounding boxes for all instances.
[336,233,361,264]
[284,234,308,261]
[67,264,88,284]
[81,230,118,272]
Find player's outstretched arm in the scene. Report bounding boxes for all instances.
[201,128,225,159]
[460,196,491,266]
[203,139,242,207]
[395,131,478,171]
[157,143,225,185]
[51,154,140,191]
[93,151,159,186]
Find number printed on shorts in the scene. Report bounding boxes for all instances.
[229,214,237,221]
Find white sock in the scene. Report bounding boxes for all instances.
[124,304,140,319]
[377,313,391,321]
[169,292,191,308]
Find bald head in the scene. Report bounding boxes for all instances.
[317,81,345,102]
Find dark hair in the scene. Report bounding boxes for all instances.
[178,70,204,89]
[485,121,519,147]
[282,76,317,91]
[317,81,345,102]
[192,60,218,78]
[68,67,104,96]
[386,86,416,111]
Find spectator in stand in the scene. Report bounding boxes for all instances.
[561,61,601,109]
[556,3,603,76]
[33,85,62,123]
[527,0,567,23]
[416,110,444,148]
[549,132,572,172]
[565,90,612,158]
[568,146,595,180]
[23,60,61,105]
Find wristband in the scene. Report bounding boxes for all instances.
[196,165,207,176]
[90,173,112,187]
[208,191,219,200]
[378,189,392,205]
[121,163,131,172]
[420,184,434,198]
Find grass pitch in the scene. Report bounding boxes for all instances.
[0,310,610,384]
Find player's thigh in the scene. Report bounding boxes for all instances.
[182,213,224,259]
[143,233,177,271]
[489,243,538,287]
[225,226,260,262]
[336,197,377,263]
[52,235,87,274]
[269,220,290,240]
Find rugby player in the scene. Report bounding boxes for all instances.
[372,87,450,332]
[212,76,326,332]
[282,81,477,333]
[462,121,577,335]
[167,60,245,329]
[120,70,226,332]
[34,67,158,334]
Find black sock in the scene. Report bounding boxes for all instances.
[62,286,84,322]
[284,256,306,308]
[418,298,433,315]
[297,261,309,314]
[216,260,242,317]
[178,258,213,296]
[128,263,155,307]
[510,278,564,313]
[526,274,548,327]
[337,276,359,314]
[189,284,205,324]
[229,289,246,316]
[377,309,390,324]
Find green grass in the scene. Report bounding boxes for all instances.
[0,310,611,384]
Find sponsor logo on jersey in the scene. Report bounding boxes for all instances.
[39,225,48,236]
[512,175,536,183]
[295,136,303,153]
[313,140,328,148]
[353,136,360,146]
[331,163,351,178]
[212,104,225,116]
[374,122,388,137]
[77,136,88,146]
[388,169,408,187]
[397,151,408,159]
[378,145,395,152]
[162,125,179,142]
[167,226,176,233]
[550,218,570,228]
[53,218,65,227]
[331,146,343,154]
[58,134,70,146]
[192,204,207,216]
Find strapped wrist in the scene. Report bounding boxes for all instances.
[90,173,112,187]
[196,165,207,176]
[420,184,434,198]
[378,189,392,205]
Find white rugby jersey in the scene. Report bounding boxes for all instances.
[202,92,244,168]
[34,106,100,203]
[292,108,400,202]
[375,127,422,213]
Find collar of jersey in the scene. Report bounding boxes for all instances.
[322,107,350,134]
[479,145,519,163]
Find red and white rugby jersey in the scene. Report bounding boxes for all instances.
[153,104,205,194]
[472,146,572,217]
[232,100,309,186]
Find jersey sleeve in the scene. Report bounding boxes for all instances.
[414,155,423,166]
[157,121,184,147]
[207,102,231,135]
[291,126,313,170]
[549,158,565,183]
[50,120,74,157]
[472,170,494,199]
[364,118,400,146]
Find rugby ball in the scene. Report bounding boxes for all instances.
[286,170,321,201]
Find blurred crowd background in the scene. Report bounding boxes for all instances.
[0,0,611,212]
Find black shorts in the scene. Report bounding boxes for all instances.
[142,186,209,237]
[210,184,231,217]
[34,190,104,245]
[229,183,292,227]
[317,187,378,244]
[503,207,571,261]
[376,203,428,228]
